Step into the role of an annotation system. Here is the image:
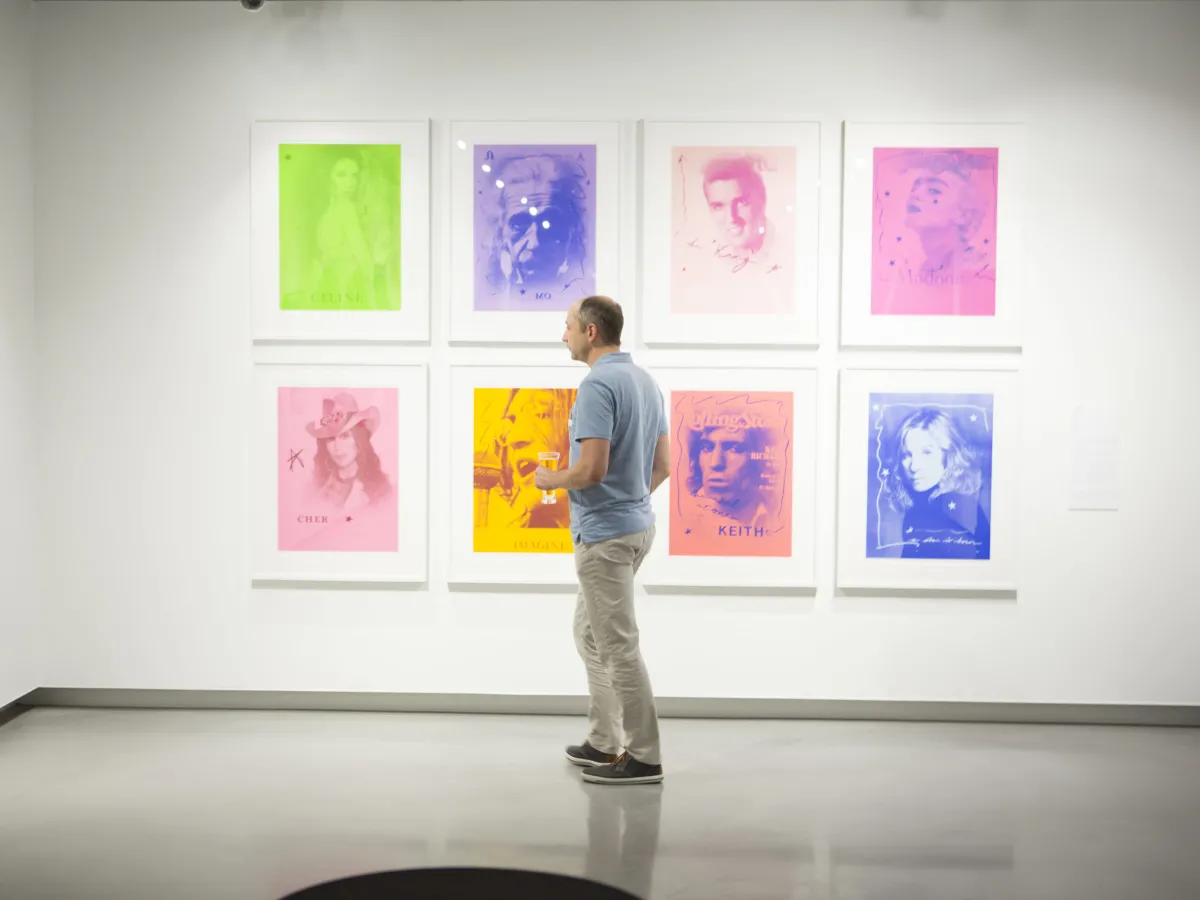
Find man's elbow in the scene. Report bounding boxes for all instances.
[653,462,670,481]
[583,460,608,485]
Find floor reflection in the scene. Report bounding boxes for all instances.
[580,780,663,898]
[0,710,1197,900]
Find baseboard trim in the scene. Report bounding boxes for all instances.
[20,688,1200,727]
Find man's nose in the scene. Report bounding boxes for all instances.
[713,449,726,468]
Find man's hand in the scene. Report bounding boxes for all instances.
[534,466,561,491]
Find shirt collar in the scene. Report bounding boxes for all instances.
[593,351,630,368]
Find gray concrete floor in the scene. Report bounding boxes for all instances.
[0,708,1198,899]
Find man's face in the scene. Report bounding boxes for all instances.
[704,178,764,249]
[562,305,590,361]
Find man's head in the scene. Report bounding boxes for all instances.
[563,295,623,363]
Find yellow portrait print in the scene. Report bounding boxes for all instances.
[472,387,576,554]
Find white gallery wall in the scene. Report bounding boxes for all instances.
[32,0,1200,705]
[0,0,37,707]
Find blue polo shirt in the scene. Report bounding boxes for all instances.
[568,352,668,544]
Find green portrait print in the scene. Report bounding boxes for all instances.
[279,144,402,312]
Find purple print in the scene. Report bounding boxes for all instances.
[473,144,597,311]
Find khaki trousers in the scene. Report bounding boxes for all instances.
[573,524,661,766]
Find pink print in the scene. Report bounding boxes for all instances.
[670,146,797,315]
[669,390,793,558]
[277,387,399,553]
[871,147,999,317]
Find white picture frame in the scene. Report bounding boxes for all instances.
[840,122,1025,349]
[642,121,821,347]
[836,367,1020,592]
[251,120,431,343]
[640,366,819,589]
[449,121,620,344]
[448,364,587,586]
[252,362,429,584]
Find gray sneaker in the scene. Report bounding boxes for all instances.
[565,741,623,767]
[581,753,664,785]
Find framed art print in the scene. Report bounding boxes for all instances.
[640,366,818,589]
[642,122,821,347]
[840,122,1025,348]
[253,362,429,583]
[448,365,587,585]
[836,367,1019,592]
[449,121,619,344]
[251,120,431,342]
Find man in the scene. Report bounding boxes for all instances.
[534,295,671,786]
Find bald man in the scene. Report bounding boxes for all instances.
[535,295,670,785]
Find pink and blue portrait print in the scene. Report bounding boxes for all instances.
[866,393,993,560]
[473,144,597,311]
[872,147,999,317]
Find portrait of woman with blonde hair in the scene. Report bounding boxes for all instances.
[868,397,993,560]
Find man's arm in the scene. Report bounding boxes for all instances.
[534,380,613,492]
[650,433,670,494]
[556,438,609,490]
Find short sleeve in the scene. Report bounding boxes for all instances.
[656,386,669,436]
[574,379,615,442]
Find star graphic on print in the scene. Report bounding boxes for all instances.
[881,468,890,477]
[872,404,880,411]
[685,528,692,535]
[896,236,903,242]
[969,414,978,422]
[947,501,956,511]
[906,527,914,534]
[889,260,896,267]
[884,191,891,197]
[345,516,353,523]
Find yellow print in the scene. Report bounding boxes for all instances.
[472,387,576,553]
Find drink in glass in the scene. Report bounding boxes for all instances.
[538,452,561,504]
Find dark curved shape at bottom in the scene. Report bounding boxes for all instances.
[281,866,641,900]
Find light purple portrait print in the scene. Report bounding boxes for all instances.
[472,144,597,312]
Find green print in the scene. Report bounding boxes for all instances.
[279,144,402,312]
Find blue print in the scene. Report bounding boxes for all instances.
[866,393,993,561]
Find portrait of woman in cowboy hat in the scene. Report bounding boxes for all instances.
[306,392,394,512]
[277,387,399,555]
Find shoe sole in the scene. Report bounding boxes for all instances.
[565,752,608,767]
[580,771,664,785]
